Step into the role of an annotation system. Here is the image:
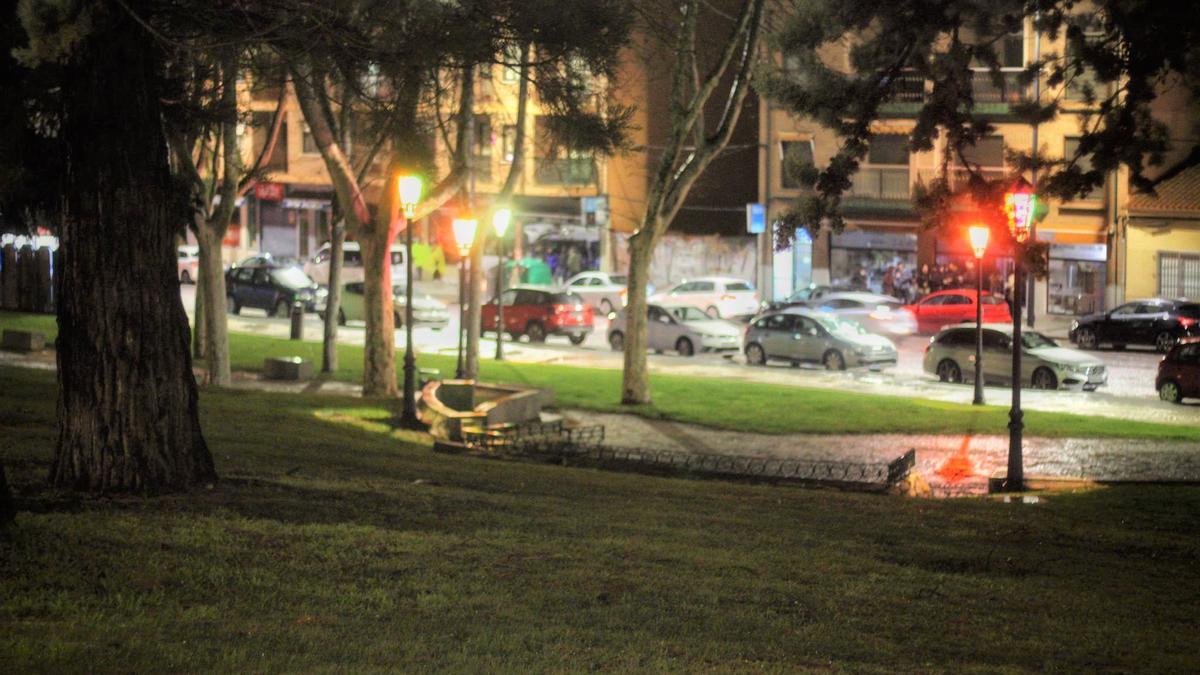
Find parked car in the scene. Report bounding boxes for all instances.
[650,276,761,319]
[607,304,742,356]
[764,284,856,311]
[176,245,200,284]
[318,282,449,329]
[807,292,917,336]
[563,271,629,315]
[1156,337,1200,403]
[923,323,1107,390]
[225,264,326,316]
[304,241,407,287]
[743,308,898,370]
[482,286,593,344]
[1069,298,1200,353]
[904,289,1012,334]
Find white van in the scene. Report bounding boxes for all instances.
[304,241,407,287]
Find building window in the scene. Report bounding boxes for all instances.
[1065,16,1106,103]
[473,114,492,181]
[951,135,1004,187]
[302,124,318,154]
[779,140,814,189]
[1064,137,1102,202]
[502,44,522,84]
[534,115,593,185]
[501,125,518,163]
[1048,258,1105,315]
[1159,252,1200,300]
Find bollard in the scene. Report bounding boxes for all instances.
[290,301,304,340]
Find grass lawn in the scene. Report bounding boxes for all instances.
[1,364,1198,671]
[3,309,1198,440]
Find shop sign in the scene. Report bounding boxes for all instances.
[746,203,766,234]
[831,230,917,252]
[254,182,284,201]
[1049,243,1106,262]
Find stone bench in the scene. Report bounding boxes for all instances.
[263,356,313,381]
[1,329,46,352]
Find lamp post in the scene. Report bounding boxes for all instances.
[398,175,423,428]
[452,216,478,379]
[1004,179,1037,492]
[492,207,512,361]
[968,225,990,406]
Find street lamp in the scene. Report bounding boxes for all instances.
[452,216,479,379]
[968,225,990,406]
[492,207,512,361]
[398,174,423,428]
[1003,178,1036,492]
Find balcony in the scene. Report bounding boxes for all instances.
[843,167,913,216]
[535,157,595,186]
[880,69,1029,116]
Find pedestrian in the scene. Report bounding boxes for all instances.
[565,245,582,279]
[882,265,895,297]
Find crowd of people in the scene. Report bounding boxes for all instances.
[851,260,1010,305]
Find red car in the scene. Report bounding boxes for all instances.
[483,286,593,345]
[1156,337,1200,403]
[904,289,1013,334]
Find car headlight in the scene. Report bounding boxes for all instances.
[1070,320,1079,332]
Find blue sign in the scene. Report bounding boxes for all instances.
[746,203,766,234]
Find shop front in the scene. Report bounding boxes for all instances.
[830,229,917,294]
[1045,242,1107,315]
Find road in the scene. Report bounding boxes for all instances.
[184,285,1198,426]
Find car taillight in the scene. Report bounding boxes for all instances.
[1179,317,1196,329]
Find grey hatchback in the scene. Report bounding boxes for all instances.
[743,308,898,370]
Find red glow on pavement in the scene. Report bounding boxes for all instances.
[935,436,977,483]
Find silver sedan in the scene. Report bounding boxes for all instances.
[744,308,898,370]
[807,292,917,336]
[608,304,743,356]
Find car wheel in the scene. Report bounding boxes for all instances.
[272,299,290,318]
[745,342,766,366]
[1155,331,1177,353]
[609,331,625,351]
[337,308,346,326]
[676,337,694,357]
[227,294,240,315]
[568,333,587,346]
[1032,367,1058,390]
[180,270,192,284]
[1076,327,1097,350]
[936,359,962,383]
[706,305,721,318]
[1158,380,1183,404]
[600,299,614,316]
[822,349,846,371]
[526,321,547,343]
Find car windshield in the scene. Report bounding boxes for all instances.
[813,314,868,336]
[669,306,712,322]
[1179,304,1200,319]
[271,267,314,288]
[609,274,628,285]
[787,289,813,302]
[1021,332,1057,349]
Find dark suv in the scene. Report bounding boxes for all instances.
[226,264,325,316]
[1069,298,1199,353]
[1157,338,1200,403]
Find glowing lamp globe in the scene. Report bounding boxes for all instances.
[397,175,423,218]
[968,225,990,259]
[452,217,478,256]
[492,207,512,237]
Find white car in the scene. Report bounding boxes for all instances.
[563,271,629,315]
[608,303,742,356]
[304,241,407,287]
[807,292,917,336]
[650,276,761,319]
[177,245,199,284]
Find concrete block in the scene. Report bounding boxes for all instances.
[1,330,46,352]
[263,356,313,381]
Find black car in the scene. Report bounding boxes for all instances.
[1069,298,1200,353]
[226,264,326,316]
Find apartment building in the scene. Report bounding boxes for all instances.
[760,15,1197,321]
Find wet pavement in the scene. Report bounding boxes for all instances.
[565,409,1200,496]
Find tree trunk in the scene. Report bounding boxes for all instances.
[49,9,215,493]
[197,224,231,386]
[322,217,345,373]
[359,229,398,396]
[465,230,486,378]
[621,228,656,404]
